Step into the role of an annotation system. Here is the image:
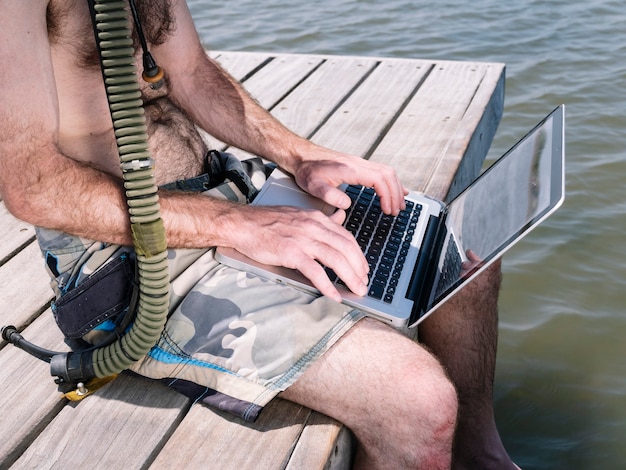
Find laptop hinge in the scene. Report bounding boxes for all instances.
[407,210,449,324]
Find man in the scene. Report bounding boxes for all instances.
[0,0,517,468]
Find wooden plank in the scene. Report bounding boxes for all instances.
[0,201,35,265]
[14,373,189,469]
[0,241,53,330]
[269,55,378,139]
[0,312,68,468]
[238,54,324,110]
[370,60,505,198]
[286,411,354,470]
[436,63,505,201]
[309,58,433,157]
[151,398,310,469]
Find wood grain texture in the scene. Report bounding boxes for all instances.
[0,51,504,469]
[0,241,53,330]
[0,201,35,265]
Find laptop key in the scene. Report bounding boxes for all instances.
[329,184,423,305]
[369,284,384,299]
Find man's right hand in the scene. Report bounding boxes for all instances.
[227,204,370,303]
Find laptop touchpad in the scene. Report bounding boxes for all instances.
[256,183,336,216]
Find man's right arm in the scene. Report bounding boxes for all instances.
[0,1,134,244]
[0,1,239,249]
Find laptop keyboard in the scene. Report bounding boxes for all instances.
[325,185,421,303]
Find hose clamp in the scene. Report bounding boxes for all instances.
[121,158,155,172]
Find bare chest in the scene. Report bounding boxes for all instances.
[47,0,174,68]
[45,0,206,184]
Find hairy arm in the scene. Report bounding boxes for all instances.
[0,1,128,244]
[152,2,306,172]
[157,1,408,215]
[0,0,237,250]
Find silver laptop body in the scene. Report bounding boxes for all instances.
[216,105,565,328]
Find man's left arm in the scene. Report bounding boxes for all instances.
[153,0,408,215]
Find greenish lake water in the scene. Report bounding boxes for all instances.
[188,1,626,468]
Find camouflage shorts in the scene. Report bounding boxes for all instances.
[37,153,363,422]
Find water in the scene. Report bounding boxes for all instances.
[188,1,626,468]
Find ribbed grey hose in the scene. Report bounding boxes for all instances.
[89,0,170,377]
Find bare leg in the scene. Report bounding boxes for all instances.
[281,318,458,469]
[419,261,517,469]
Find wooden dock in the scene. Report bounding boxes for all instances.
[0,51,504,469]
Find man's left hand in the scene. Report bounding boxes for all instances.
[291,149,409,216]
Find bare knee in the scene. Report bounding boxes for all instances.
[355,353,458,469]
[282,319,458,469]
[399,362,458,468]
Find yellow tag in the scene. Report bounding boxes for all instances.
[63,375,118,402]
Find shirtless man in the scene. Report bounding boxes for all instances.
[0,1,517,468]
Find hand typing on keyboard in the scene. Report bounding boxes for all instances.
[287,148,409,217]
[250,145,408,301]
[325,185,421,304]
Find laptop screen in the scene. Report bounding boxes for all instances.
[429,106,565,309]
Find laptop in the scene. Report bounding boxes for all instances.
[216,105,565,328]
